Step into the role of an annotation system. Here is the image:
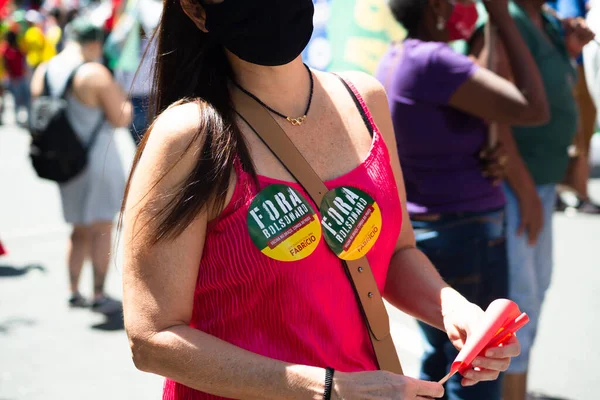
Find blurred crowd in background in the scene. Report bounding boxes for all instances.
[0,0,158,134]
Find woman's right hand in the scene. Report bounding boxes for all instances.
[332,371,444,399]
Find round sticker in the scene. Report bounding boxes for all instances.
[247,184,322,262]
[320,186,383,261]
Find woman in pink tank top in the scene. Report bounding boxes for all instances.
[120,1,521,399]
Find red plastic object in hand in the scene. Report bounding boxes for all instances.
[450,299,529,378]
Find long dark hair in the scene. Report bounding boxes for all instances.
[119,0,254,244]
[388,0,428,38]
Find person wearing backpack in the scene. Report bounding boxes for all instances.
[29,17,132,312]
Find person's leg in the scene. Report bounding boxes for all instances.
[502,184,538,400]
[414,211,506,400]
[89,221,122,314]
[13,78,28,124]
[413,218,457,398]
[443,209,507,400]
[0,84,5,125]
[561,66,598,202]
[576,66,597,161]
[418,319,452,399]
[20,77,31,118]
[89,221,113,299]
[532,184,556,333]
[68,225,92,306]
[6,79,18,121]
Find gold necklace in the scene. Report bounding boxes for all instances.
[233,64,314,126]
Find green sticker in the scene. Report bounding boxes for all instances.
[247,184,322,262]
[320,186,382,261]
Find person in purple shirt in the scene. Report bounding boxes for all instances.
[375,0,549,399]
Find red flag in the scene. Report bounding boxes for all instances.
[0,0,9,18]
[441,299,530,383]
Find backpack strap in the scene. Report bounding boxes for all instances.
[61,63,85,99]
[42,68,51,97]
[59,62,106,151]
[40,62,84,99]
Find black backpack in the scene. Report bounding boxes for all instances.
[29,63,103,183]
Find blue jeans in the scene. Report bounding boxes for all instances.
[130,96,150,145]
[413,208,508,400]
[8,77,30,112]
[503,183,555,373]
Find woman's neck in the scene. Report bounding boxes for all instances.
[63,43,84,59]
[228,54,312,119]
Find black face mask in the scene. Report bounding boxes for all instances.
[202,0,315,66]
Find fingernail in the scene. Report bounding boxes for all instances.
[472,358,480,367]
[486,350,495,357]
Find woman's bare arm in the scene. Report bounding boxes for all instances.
[75,63,133,128]
[122,102,326,400]
[449,2,550,126]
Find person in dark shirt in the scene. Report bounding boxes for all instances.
[548,0,600,212]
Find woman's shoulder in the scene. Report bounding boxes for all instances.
[75,62,115,86]
[132,101,213,196]
[330,70,395,140]
[142,99,230,172]
[146,100,209,155]
[332,70,391,123]
[334,70,387,106]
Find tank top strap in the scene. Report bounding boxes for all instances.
[334,75,376,138]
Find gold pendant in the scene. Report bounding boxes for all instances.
[286,115,307,126]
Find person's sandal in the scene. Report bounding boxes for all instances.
[91,295,122,315]
[577,199,600,215]
[68,293,88,308]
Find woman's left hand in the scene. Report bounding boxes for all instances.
[443,302,521,387]
[480,143,508,186]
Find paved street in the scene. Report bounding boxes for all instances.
[1,105,599,399]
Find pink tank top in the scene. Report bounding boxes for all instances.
[163,79,403,400]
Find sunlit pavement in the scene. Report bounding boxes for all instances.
[1,106,599,399]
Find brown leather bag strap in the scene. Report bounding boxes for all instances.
[231,88,403,375]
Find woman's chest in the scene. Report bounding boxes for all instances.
[201,151,402,296]
[238,103,374,183]
[200,197,400,296]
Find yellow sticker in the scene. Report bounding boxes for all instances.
[320,186,382,261]
[247,184,322,262]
